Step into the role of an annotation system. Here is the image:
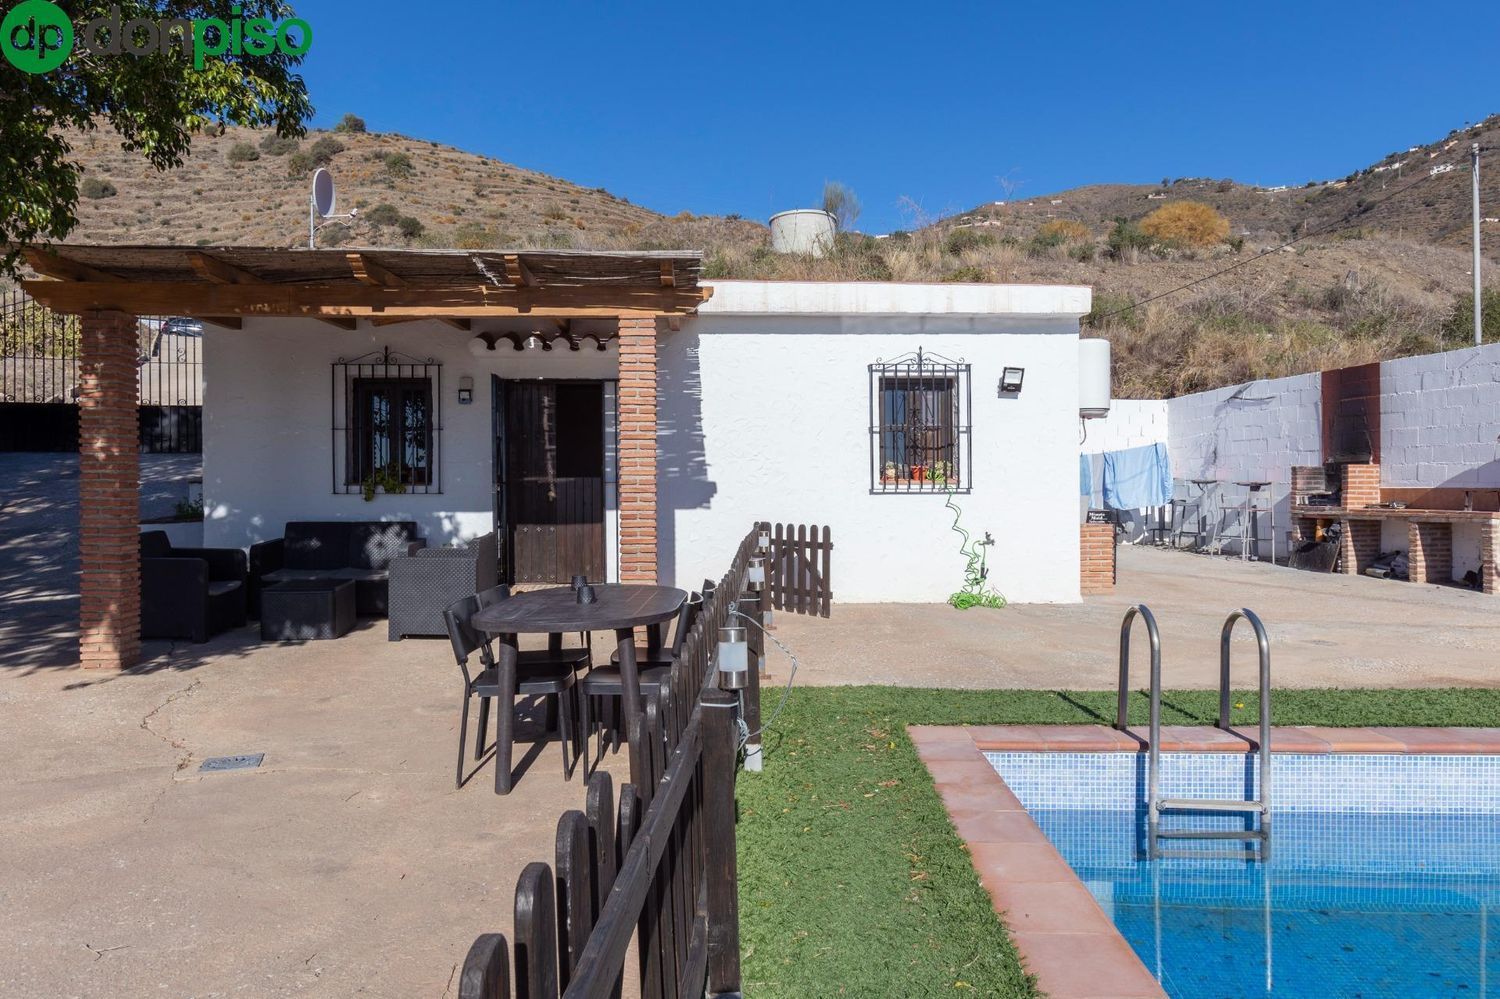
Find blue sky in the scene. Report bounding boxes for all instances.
[293,0,1499,233]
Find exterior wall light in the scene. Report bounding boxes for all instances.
[524,334,542,351]
[999,367,1025,395]
[746,555,766,592]
[457,375,474,405]
[717,625,749,690]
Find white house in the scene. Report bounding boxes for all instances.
[22,245,1091,668]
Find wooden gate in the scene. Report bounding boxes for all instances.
[760,521,833,617]
[495,379,607,584]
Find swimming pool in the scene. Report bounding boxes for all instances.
[990,751,1500,998]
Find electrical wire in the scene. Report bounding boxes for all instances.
[1090,169,1440,324]
[729,607,799,750]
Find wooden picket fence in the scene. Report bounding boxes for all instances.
[760,521,833,618]
[460,527,761,999]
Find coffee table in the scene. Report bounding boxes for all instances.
[261,578,356,641]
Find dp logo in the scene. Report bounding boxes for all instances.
[2,0,73,74]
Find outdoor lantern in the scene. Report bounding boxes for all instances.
[747,555,766,592]
[717,625,749,690]
[999,366,1026,394]
[523,334,542,351]
[757,528,770,553]
[467,334,494,357]
[457,376,474,405]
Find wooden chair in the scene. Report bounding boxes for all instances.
[580,592,702,771]
[443,593,589,789]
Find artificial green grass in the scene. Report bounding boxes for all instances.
[735,686,1500,997]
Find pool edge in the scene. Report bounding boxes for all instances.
[910,724,1169,999]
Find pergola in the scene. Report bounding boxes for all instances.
[19,244,712,670]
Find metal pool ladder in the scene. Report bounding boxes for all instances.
[1115,605,1272,861]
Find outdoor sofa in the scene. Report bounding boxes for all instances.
[139,530,248,642]
[249,521,424,618]
[387,531,500,640]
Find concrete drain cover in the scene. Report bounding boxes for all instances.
[199,753,265,773]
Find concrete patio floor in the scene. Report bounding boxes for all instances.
[774,544,1500,689]
[1,624,629,998]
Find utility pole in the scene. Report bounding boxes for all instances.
[1475,142,1484,346]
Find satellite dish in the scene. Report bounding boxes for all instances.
[311,168,336,218]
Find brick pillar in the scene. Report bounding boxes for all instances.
[1408,522,1453,585]
[1340,463,1381,509]
[78,310,141,669]
[617,316,659,582]
[1336,519,1380,576]
[1482,522,1500,595]
[1290,465,1327,505]
[1080,523,1115,595]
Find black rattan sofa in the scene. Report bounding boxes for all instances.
[140,530,248,642]
[249,521,423,618]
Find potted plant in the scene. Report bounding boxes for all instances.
[882,460,900,483]
[361,464,408,502]
[910,464,927,483]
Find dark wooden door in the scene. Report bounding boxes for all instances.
[494,380,606,584]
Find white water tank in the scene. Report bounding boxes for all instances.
[1079,337,1112,419]
[769,209,837,257]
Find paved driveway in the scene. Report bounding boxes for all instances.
[0,452,198,672]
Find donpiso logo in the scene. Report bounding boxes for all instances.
[2,2,311,74]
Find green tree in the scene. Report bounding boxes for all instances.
[333,113,366,133]
[0,1,313,277]
[1442,289,1500,345]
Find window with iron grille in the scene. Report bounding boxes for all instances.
[869,350,972,493]
[332,348,442,494]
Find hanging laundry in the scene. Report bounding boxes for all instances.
[1102,442,1171,510]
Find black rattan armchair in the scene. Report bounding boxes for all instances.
[140,531,248,643]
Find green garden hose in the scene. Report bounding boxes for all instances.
[944,494,1006,610]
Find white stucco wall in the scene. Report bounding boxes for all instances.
[664,281,1090,604]
[202,317,622,580]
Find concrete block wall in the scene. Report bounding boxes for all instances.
[1080,399,1169,455]
[1380,343,1500,490]
[1164,372,1322,555]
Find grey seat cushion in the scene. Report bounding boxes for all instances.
[329,568,389,582]
[206,580,244,598]
[262,568,331,582]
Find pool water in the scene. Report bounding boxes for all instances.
[1030,808,1500,998]
[988,752,1500,999]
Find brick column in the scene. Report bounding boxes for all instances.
[78,310,141,669]
[1482,522,1500,595]
[1340,462,1381,509]
[1336,519,1380,576]
[617,316,659,582]
[1080,523,1115,595]
[1408,522,1453,585]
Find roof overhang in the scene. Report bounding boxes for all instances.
[698,279,1092,319]
[17,245,711,321]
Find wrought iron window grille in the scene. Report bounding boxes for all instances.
[868,348,972,494]
[332,346,442,495]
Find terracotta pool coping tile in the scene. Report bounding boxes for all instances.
[1294,726,1406,753]
[907,724,977,746]
[1371,727,1500,753]
[946,808,1051,845]
[1008,931,1167,999]
[963,724,1051,750]
[926,757,1007,786]
[989,880,1117,935]
[966,841,1078,884]
[1037,725,1141,752]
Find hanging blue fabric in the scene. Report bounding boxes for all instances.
[1102,443,1171,510]
[1079,454,1092,496]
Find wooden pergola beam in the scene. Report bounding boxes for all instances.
[660,261,676,288]
[503,254,537,289]
[21,279,703,319]
[189,251,261,286]
[23,248,122,283]
[348,252,404,289]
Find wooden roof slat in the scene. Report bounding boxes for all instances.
[502,254,537,289]
[189,251,261,285]
[24,247,122,283]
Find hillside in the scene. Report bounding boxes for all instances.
[36,115,1500,398]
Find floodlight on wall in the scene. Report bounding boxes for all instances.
[457,376,474,405]
[467,334,495,357]
[717,626,749,690]
[999,367,1025,395]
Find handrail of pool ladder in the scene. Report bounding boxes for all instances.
[1114,605,1163,848]
[1220,608,1272,846]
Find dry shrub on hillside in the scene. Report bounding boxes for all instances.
[1037,219,1090,241]
[1140,201,1230,248]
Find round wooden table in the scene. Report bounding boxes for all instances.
[472,584,687,793]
